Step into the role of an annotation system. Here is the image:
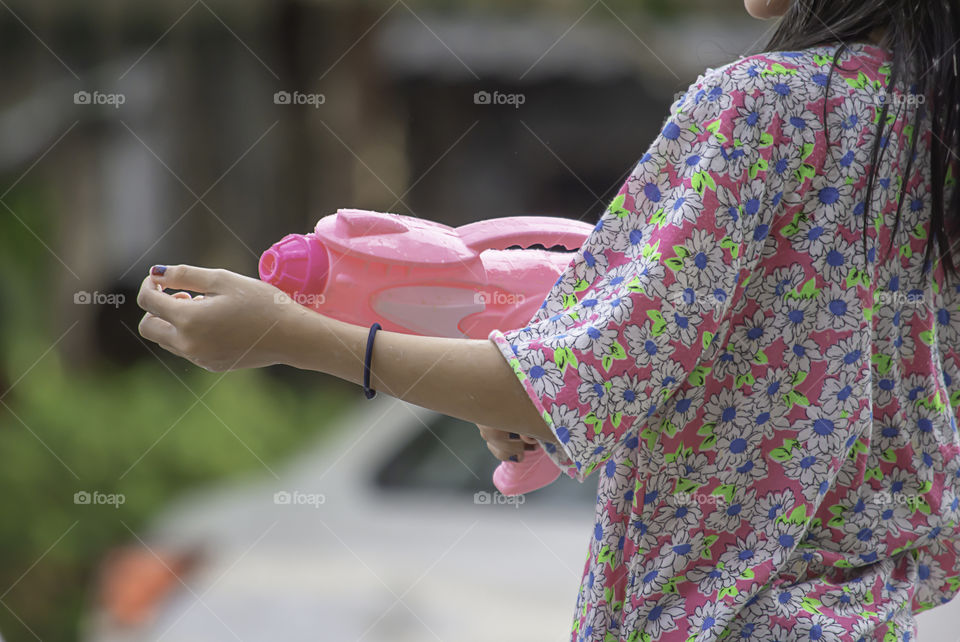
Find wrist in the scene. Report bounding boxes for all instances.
[275,306,362,379]
[268,303,320,369]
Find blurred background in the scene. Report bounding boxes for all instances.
[7,1,945,641]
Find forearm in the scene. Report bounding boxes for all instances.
[277,305,556,443]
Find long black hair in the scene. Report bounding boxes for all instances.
[763,0,960,283]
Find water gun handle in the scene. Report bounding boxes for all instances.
[457,215,591,252]
[455,216,589,496]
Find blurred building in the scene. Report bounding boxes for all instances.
[0,1,768,365]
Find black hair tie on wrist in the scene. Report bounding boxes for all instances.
[363,322,382,399]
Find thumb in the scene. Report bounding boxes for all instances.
[150,264,222,294]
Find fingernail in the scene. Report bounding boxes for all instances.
[524,443,537,451]
[508,455,519,462]
[151,265,167,276]
[508,433,520,440]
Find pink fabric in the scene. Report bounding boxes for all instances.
[489,42,960,641]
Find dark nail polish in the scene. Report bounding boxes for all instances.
[524,443,537,451]
[151,265,167,276]
[508,432,520,440]
[509,455,519,462]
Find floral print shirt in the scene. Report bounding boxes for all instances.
[488,42,960,642]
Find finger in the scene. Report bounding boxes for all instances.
[519,435,539,445]
[172,292,193,300]
[477,425,515,442]
[157,341,191,361]
[150,264,223,294]
[486,442,525,463]
[138,312,180,347]
[137,275,186,322]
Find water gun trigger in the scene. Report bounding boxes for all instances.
[456,216,595,253]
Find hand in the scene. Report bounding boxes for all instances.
[137,264,294,372]
[476,425,538,463]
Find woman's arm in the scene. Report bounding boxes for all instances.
[136,264,555,443]
[284,304,554,442]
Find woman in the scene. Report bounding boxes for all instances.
[137,0,960,639]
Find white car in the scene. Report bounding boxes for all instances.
[83,395,960,641]
[84,395,597,642]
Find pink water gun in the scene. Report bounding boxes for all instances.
[258,208,593,496]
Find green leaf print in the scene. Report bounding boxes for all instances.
[864,467,883,481]
[687,364,712,386]
[712,483,736,504]
[650,207,668,228]
[647,310,668,335]
[691,170,717,196]
[573,278,591,292]
[776,504,809,526]
[642,239,661,262]
[872,353,892,375]
[796,163,817,182]
[720,236,740,260]
[701,535,719,558]
[607,193,629,218]
[554,346,578,374]
[675,478,700,495]
[748,158,768,180]
[770,438,800,462]
[664,256,685,271]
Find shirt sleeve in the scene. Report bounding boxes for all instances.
[488,66,785,482]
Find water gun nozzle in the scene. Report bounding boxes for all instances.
[258,233,330,297]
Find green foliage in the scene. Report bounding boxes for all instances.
[0,183,353,640]
[0,352,352,641]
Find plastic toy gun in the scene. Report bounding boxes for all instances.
[258,208,593,495]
